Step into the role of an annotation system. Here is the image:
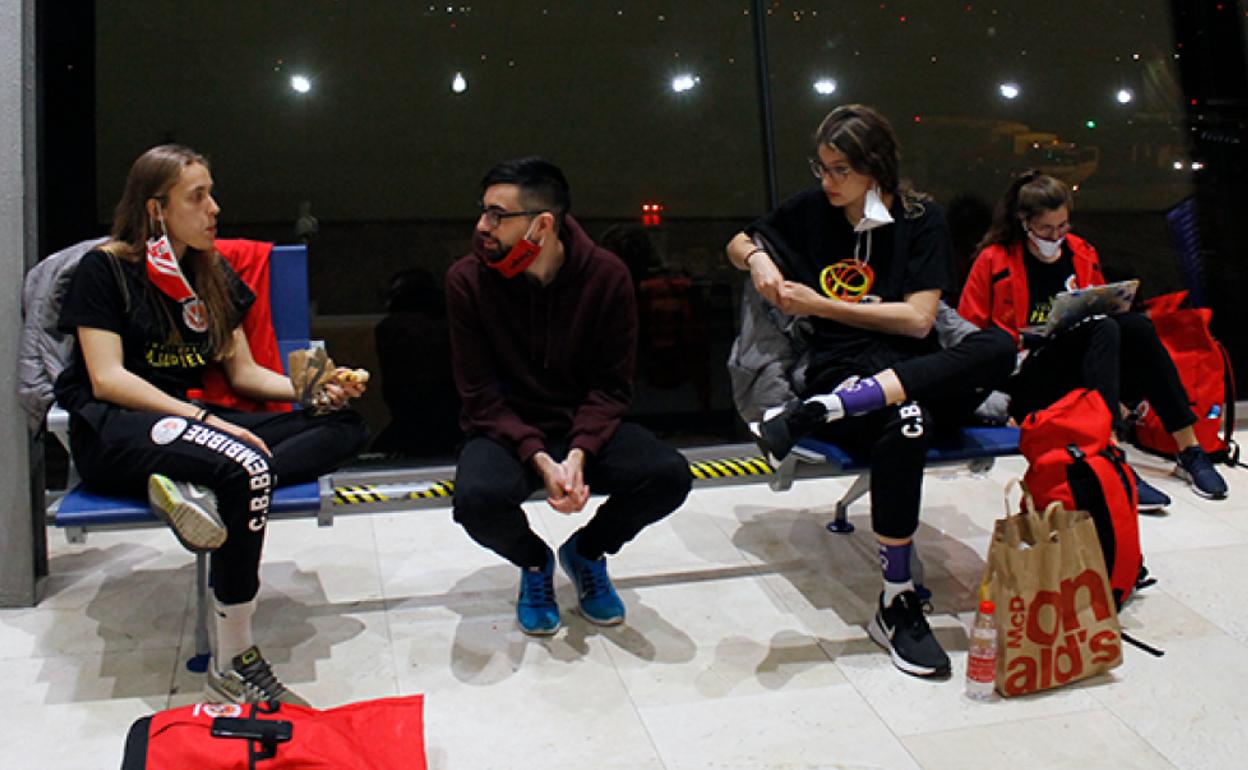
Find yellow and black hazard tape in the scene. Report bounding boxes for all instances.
[333,480,455,506]
[332,457,771,506]
[687,456,773,480]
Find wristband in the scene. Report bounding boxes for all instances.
[196,408,209,422]
[743,247,767,268]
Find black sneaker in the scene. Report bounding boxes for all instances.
[1176,446,1228,500]
[207,646,310,707]
[867,590,951,678]
[751,399,827,463]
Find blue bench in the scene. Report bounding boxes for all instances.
[47,243,329,671]
[771,425,1021,533]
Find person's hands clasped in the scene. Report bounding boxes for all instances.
[533,449,591,514]
[748,252,785,307]
[204,413,272,456]
[776,280,826,316]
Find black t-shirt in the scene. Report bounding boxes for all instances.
[1022,248,1075,328]
[54,249,255,422]
[746,187,953,380]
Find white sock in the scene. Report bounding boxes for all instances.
[806,394,847,422]
[214,598,257,667]
[882,579,915,606]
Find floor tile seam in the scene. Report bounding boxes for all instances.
[1085,686,1184,770]
[1120,599,1247,657]
[0,645,185,664]
[161,578,198,707]
[1134,562,1248,640]
[1145,539,1248,560]
[365,517,406,697]
[893,703,1110,742]
[599,643,675,770]
[699,502,796,587]
[365,515,397,637]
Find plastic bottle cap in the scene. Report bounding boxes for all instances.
[979,600,995,614]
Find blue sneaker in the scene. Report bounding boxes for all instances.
[516,551,560,636]
[1176,446,1229,500]
[1133,470,1171,513]
[558,534,625,625]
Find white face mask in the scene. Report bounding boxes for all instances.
[850,185,893,267]
[855,185,894,233]
[1027,230,1065,260]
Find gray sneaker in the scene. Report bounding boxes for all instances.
[147,474,226,552]
[206,645,310,707]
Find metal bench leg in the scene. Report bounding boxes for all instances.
[186,553,212,673]
[768,454,800,492]
[827,472,870,534]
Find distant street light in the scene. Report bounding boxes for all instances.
[290,75,311,94]
[813,78,837,95]
[451,72,468,93]
[671,74,699,93]
[998,82,1020,100]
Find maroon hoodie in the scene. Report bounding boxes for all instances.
[446,215,637,463]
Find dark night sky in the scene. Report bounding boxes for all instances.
[97,1,1195,222]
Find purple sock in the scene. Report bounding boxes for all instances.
[836,376,886,416]
[878,541,912,583]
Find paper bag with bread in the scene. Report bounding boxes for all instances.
[287,347,369,414]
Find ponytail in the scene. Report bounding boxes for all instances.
[976,170,1074,256]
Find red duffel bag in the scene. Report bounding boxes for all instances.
[120,696,426,770]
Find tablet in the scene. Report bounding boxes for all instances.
[1021,279,1140,337]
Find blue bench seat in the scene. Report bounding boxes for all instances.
[774,425,1021,533]
[55,481,325,534]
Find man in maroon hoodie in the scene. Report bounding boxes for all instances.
[446,157,692,636]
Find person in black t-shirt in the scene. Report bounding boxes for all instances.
[960,171,1228,503]
[726,105,1015,679]
[54,144,369,706]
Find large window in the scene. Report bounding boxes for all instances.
[52,2,1230,467]
[94,2,765,460]
[765,1,1195,294]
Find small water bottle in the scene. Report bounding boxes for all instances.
[965,599,998,701]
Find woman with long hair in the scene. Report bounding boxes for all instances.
[54,144,369,704]
[726,105,1015,679]
[959,170,1227,504]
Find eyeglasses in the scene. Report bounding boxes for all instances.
[809,158,853,182]
[478,203,547,228]
[1027,220,1071,241]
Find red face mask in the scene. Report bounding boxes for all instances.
[486,216,545,278]
[488,237,542,278]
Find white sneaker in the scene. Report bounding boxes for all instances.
[147,474,226,552]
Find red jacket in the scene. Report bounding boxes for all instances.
[958,234,1105,345]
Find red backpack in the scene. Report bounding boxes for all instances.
[1020,388,1144,608]
[1132,291,1238,463]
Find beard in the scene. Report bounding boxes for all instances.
[476,231,512,263]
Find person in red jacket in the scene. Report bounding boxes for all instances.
[959,171,1227,502]
[446,157,692,636]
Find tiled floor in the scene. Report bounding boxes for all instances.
[6,441,1248,769]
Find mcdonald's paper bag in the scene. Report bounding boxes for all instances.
[983,486,1123,696]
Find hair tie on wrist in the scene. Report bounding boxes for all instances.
[744,247,767,267]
